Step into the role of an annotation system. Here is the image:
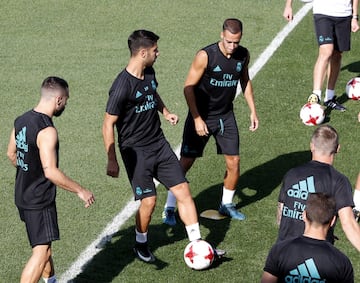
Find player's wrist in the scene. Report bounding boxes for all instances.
[352,15,358,20]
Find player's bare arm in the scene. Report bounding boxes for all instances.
[352,0,359,32]
[276,202,284,226]
[102,113,120,178]
[261,271,278,283]
[155,92,178,125]
[338,206,360,252]
[184,50,209,136]
[283,0,293,22]
[240,58,259,131]
[38,127,95,208]
[6,128,17,167]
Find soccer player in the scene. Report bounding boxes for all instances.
[261,193,354,283]
[283,0,359,111]
[7,76,95,283]
[162,18,259,225]
[276,125,360,251]
[102,30,204,263]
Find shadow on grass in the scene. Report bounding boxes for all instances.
[236,150,311,207]
[69,150,310,282]
[69,223,187,283]
[191,150,311,253]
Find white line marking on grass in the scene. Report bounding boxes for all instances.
[236,3,312,95]
[59,4,312,282]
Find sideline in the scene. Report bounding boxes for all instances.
[59,4,312,282]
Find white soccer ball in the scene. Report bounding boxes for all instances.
[183,239,215,270]
[300,102,325,126]
[345,77,360,100]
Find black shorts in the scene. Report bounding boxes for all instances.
[314,14,351,51]
[181,111,240,158]
[18,204,59,248]
[120,138,187,200]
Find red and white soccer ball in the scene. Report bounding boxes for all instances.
[299,102,325,126]
[346,77,360,100]
[183,239,215,270]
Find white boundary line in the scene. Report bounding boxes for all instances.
[59,4,312,282]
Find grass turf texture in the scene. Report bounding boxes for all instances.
[1,0,360,282]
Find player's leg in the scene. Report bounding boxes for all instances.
[20,244,51,283]
[42,255,57,283]
[313,43,333,97]
[311,15,334,102]
[19,206,59,282]
[218,154,245,220]
[214,113,245,220]
[162,156,197,225]
[163,114,207,225]
[170,182,201,241]
[133,196,157,263]
[121,147,157,263]
[324,16,351,110]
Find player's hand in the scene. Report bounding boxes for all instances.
[249,113,259,132]
[78,189,95,208]
[283,7,293,22]
[165,113,179,125]
[107,159,119,178]
[194,117,209,136]
[352,19,360,33]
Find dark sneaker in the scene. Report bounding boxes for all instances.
[162,206,176,226]
[353,208,360,222]
[133,242,156,263]
[307,93,320,104]
[214,248,226,258]
[219,203,245,220]
[324,97,346,112]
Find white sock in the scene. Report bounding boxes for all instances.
[325,89,335,102]
[43,275,57,283]
[354,189,360,210]
[313,89,322,101]
[221,186,235,204]
[185,223,201,242]
[135,229,147,243]
[165,190,177,208]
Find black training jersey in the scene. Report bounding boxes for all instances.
[278,160,353,243]
[106,67,164,149]
[195,42,249,117]
[264,236,354,283]
[14,110,57,210]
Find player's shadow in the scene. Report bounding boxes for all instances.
[235,150,311,206]
[193,150,311,250]
[68,223,187,283]
[68,151,310,282]
[340,61,360,74]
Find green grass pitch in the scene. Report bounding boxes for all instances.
[1,1,360,282]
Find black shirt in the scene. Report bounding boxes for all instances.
[14,110,57,209]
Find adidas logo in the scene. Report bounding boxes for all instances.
[287,176,315,200]
[136,91,143,98]
[213,65,222,72]
[285,258,325,283]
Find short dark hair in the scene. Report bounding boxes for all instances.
[41,76,69,96]
[128,30,159,55]
[306,193,336,225]
[223,18,243,34]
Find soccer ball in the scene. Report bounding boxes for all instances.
[345,77,360,100]
[300,102,325,126]
[183,240,215,270]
